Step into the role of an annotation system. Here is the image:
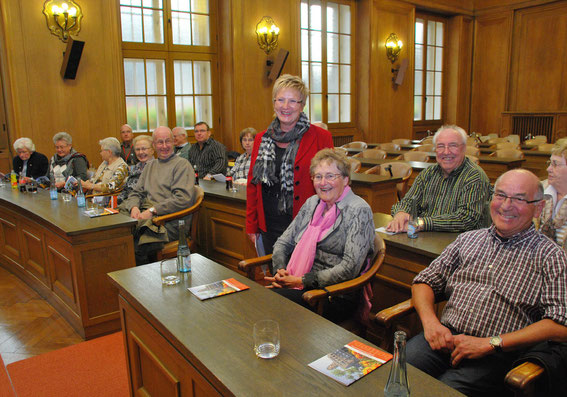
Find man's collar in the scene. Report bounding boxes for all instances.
[435,157,468,178]
[158,153,176,162]
[488,223,537,244]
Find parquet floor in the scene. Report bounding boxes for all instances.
[0,266,83,366]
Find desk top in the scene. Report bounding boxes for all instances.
[357,158,434,171]
[108,255,463,396]
[0,186,136,235]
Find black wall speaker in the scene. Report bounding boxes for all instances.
[60,37,85,80]
[268,48,289,81]
[394,58,409,86]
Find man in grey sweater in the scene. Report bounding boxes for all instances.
[120,126,196,265]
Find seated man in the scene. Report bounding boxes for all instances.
[187,121,227,180]
[387,125,492,233]
[407,169,567,396]
[172,126,191,161]
[119,124,137,166]
[119,126,195,266]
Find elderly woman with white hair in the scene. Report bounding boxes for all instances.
[49,132,89,188]
[81,137,129,194]
[12,137,49,179]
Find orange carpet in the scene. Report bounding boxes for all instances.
[6,332,128,397]
[0,355,15,397]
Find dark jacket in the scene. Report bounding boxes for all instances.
[12,151,49,179]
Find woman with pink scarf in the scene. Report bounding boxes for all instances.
[265,149,375,322]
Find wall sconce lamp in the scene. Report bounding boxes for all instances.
[385,33,403,63]
[256,16,280,55]
[42,0,83,42]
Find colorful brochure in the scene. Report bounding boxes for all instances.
[83,207,119,218]
[308,340,393,386]
[188,278,249,300]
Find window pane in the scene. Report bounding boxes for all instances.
[426,71,434,96]
[172,11,192,45]
[339,35,350,63]
[194,61,211,94]
[142,0,162,7]
[426,46,434,70]
[436,22,443,46]
[311,94,323,122]
[426,96,433,120]
[340,94,350,122]
[147,96,168,130]
[339,4,350,34]
[327,33,339,63]
[121,6,143,42]
[143,9,164,43]
[301,30,309,60]
[427,20,435,45]
[146,59,166,95]
[414,96,422,121]
[415,44,423,69]
[414,71,422,95]
[309,1,322,30]
[309,31,322,62]
[174,61,193,95]
[310,63,322,93]
[124,59,146,95]
[195,96,213,128]
[327,64,339,93]
[435,47,443,71]
[126,97,147,131]
[171,0,190,12]
[434,96,441,119]
[191,0,209,13]
[175,96,195,127]
[192,14,210,46]
[434,72,442,95]
[304,96,310,119]
[302,62,310,87]
[301,1,308,29]
[327,3,338,33]
[415,20,424,44]
[340,65,350,93]
[121,0,142,5]
[328,94,339,123]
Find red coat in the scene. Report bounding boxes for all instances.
[246,124,334,234]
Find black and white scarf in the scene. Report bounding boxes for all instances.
[252,112,310,214]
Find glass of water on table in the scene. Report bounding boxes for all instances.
[253,320,280,359]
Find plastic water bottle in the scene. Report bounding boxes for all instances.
[384,331,410,397]
[76,178,86,207]
[407,199,418,239]
[177,219,191,273]
[49,173,58,200]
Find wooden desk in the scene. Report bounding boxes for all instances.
[0,187,136,339]
[350,173,401,214]
[108,255,464,397]
[477,156,525,182]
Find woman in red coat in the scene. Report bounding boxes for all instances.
[246,74,333,257]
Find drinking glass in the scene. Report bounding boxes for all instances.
[160,258,180,285]
[253,320,280,359]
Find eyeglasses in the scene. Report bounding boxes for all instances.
[274,98,302,107]
[546,160,567,168]
[155,139,173,146]
[492,192,542,205]
[312,173,343,182]
[435,143,463,152]
[135,147,151,152]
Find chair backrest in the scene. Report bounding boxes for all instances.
[466,155,480,164]
[537,143,554,152]
[402,151,429,162]
[506,134,520,144]
[466,137,479,147]
[535,135,548,141]
[333,147,349,156]
[341,141,368,149]
[415,144,435,152]
[489,149,524,159]
[378,142,401,151]
[375,162,413,200]
[524,137,547,146]
[487,137,508,145]
[346,157,361,173]
[392,138,411,145]
[489,142,519,150]
[465,146,480,157]
[354,149,387,159]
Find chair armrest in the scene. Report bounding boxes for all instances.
[505,361,545,393]
[85,188,123,199]
[374,299,415,327]
[302,276,376,306]
[238,255,272,272]
[152,205,199,226]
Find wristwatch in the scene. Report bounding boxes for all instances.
[148,207,157,215]
[416,217,425,231]
[489,335,503,352]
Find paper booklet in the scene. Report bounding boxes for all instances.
[83,207,119,218]
[188,278,249,301]
[308,340,393,386]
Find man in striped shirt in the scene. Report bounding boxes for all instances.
[406,169,567,396]
[387,125,491,233]
[187,121,228,180]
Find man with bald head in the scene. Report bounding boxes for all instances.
[172,126,191,161]
[120,126,195,265]
[406,169,567,395]
[119,124,137,166]
[387,124,492,233]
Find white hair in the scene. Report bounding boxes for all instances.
[433,125,468,145]
[13,137,35,152]
[99,137,121,157]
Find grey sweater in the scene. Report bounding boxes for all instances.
[272,189,375,289]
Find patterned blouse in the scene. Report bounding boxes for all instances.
[117,159,152,204]
[227,152,251,180]
[90,157,129,193]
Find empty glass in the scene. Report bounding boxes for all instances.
[160,258,180,285]
[253,320,280,359]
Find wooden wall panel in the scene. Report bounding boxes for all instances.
[475,0,558,14]
[508,1,567,112]
[469,13,512,135]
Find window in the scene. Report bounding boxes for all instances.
[119,0,217,134]
[300,0,354,126]
[414,14,445,122]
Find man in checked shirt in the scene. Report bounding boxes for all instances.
[406,169,567,396]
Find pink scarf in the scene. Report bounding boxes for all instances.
[287,187,351,283]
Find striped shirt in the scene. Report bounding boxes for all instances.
[391,157,492,232]
[414,225,567,337]
[187,138,228,176]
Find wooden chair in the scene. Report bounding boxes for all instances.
[466,137,479,147]
[341,141,368,149]
[400,151,429,162]
[465,146,480,157]
[239,233,386,333]
[152,186,205,260]
[489,149,525,159]
[377,142,401,151]
[415,144,435,152]
[85,188,124,200]
[480,133,499,142]
[421,137,434,145]
[506,134,520,144]
[488,142,520,150]
[375,299,545,397]
[392,138,411,145]
[487,137,508,145]
[535,135,548,142]
[466,155,480,165]
[333,147,349,156]
[346,157,362,173]
[364,162,413,200]
[524,137,547,146]
[536,143,554,151]
[353,149,387,160]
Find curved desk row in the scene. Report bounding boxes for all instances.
[0,187,136,339]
